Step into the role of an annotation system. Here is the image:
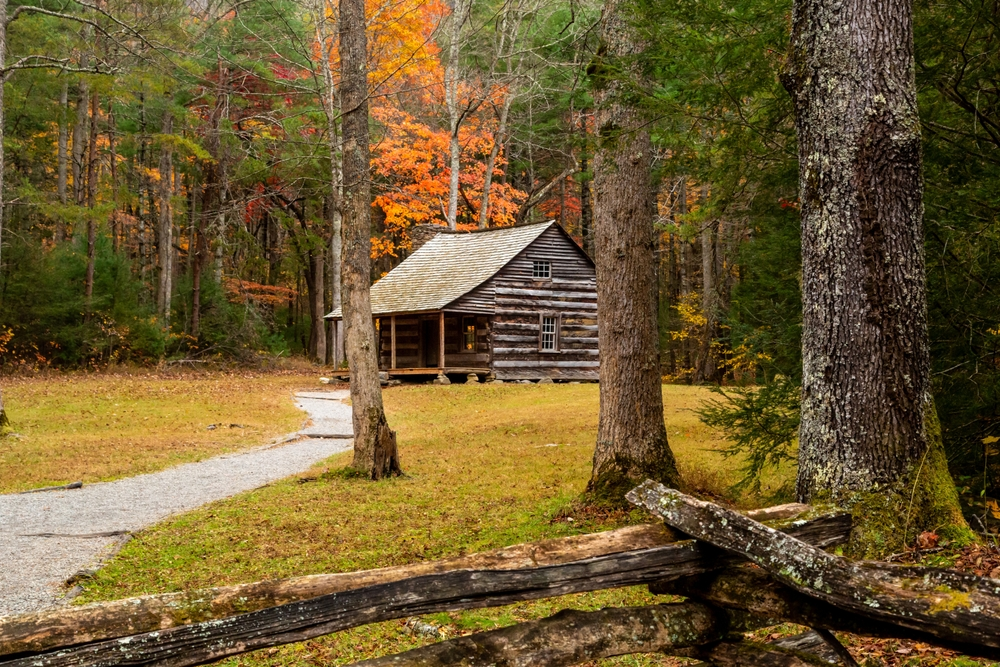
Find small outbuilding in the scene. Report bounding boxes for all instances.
[325,221,599,382]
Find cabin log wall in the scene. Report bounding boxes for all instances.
[487,226,599,381]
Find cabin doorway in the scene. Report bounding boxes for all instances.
[420,318,439,367]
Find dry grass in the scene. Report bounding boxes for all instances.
[80,382,795,667]
[0,371,319,493]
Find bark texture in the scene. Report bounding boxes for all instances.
[783,0,930,497]
[340,0,400,478]
[587,0,679,505]
[781,0,969,552]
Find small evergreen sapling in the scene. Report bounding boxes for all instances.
[697,376,800,494]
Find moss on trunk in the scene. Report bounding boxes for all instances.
[836,402,972,559]
[585,452,681,509]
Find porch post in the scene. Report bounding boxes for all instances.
[439,311,446,370]
[390,315,396,370]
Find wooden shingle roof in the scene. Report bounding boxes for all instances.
[325,221,554,319]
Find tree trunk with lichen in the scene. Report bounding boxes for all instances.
[340,0,400,479]
[585,0,680,506]
[781,0,967,554]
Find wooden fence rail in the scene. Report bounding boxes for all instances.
[0,505,848,667]
[7,486,1000,667]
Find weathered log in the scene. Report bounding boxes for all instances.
[692,641,834,667]
[656,566,1000,662]
[0,504,812,657]
[628,481,1000,655]
[349,602,725,667]
[771,631,838,663]
[348,605,837,667]
[0,510,850,667]
[0,524,672,656]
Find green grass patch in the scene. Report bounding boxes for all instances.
[0,371,317,492]
[80,382,794,666]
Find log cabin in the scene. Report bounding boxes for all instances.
[325,221,599,382]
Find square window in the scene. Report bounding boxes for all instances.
[532,260,551,279]
[540,316,557,351]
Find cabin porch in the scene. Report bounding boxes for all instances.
[376,311,491,378]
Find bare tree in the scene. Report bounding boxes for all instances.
[157,98,174,327]
[475,0,526,229]
[314,0,343,366]
[586,0,679,504]
[444,0,472,230]
[340,0,400,478]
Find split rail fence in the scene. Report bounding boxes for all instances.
[1,482,998,667]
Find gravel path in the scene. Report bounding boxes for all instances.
[0,390,353,617]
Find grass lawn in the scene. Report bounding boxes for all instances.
[81,382,795,667]
[0,371,318,493]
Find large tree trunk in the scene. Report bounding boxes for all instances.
[586,0,679,505]
[157,102,174,328]
[340,0,401,479]
[782,0,967,551]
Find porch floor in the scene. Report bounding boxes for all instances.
[331,367,489,379]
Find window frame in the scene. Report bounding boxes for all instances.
[462,316,477,352]
[532,259,551,280]
[538,313,560,353]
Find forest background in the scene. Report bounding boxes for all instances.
[0,0,996,491]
